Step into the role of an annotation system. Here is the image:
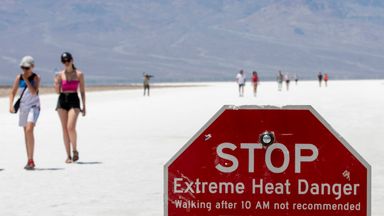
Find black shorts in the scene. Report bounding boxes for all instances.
[56,93,81,111]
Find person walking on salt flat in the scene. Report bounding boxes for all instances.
[318,72,323,87]
[236,70,246,97]
[143,73,153,96]
[54,52,86,164]
[324,73,329,87]
[284,73,290,91]
[9,56,41,170]
[294,73,299,85]
[277,71,284,91]
[251,71,259,97]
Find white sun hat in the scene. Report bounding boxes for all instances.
[19,56,35,67]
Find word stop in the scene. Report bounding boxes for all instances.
[216,143,318,174]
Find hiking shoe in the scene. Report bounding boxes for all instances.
[24,159,35,170]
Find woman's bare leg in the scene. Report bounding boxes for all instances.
[23,127,27,158]
[67,108,80,152]
[58,109,71,159]
[24,123,35,160]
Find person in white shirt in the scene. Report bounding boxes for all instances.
[236,70,246,97]
[277,71,284,91]
[284,73,290,91]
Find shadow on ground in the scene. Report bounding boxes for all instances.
[76,161,103,165]
[33,168,65,171]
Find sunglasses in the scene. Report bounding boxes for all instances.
[21,66,31,70]
[62,59,71,64]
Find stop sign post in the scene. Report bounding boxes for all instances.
[164,105,370,216]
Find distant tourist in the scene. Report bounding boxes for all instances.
[318,72,323,87]
[54,52,86,164]
[236,70,246,97]
[9,56,41,170]
[143,73,153,96]
[294,74,299,85]
[277,71,284,91]
[251,71,259,97]
[324,73,329,87]
[284,73,290,91]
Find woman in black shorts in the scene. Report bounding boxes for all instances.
[54,52,86,163]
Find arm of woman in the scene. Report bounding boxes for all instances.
[79,71,86,116]
[54,72,62,94]
[9,75,20,113]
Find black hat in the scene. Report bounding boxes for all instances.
[61,52,73,62]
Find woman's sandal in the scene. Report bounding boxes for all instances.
[65,156,73,164]
[73,150,79,162]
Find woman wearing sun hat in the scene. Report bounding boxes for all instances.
[9,56,41,170]
[54,52,86,163]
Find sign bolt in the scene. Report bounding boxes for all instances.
[260,131,275,146]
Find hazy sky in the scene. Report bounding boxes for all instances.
[1,0,384,84]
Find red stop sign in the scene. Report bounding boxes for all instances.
[164,105,370,216]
